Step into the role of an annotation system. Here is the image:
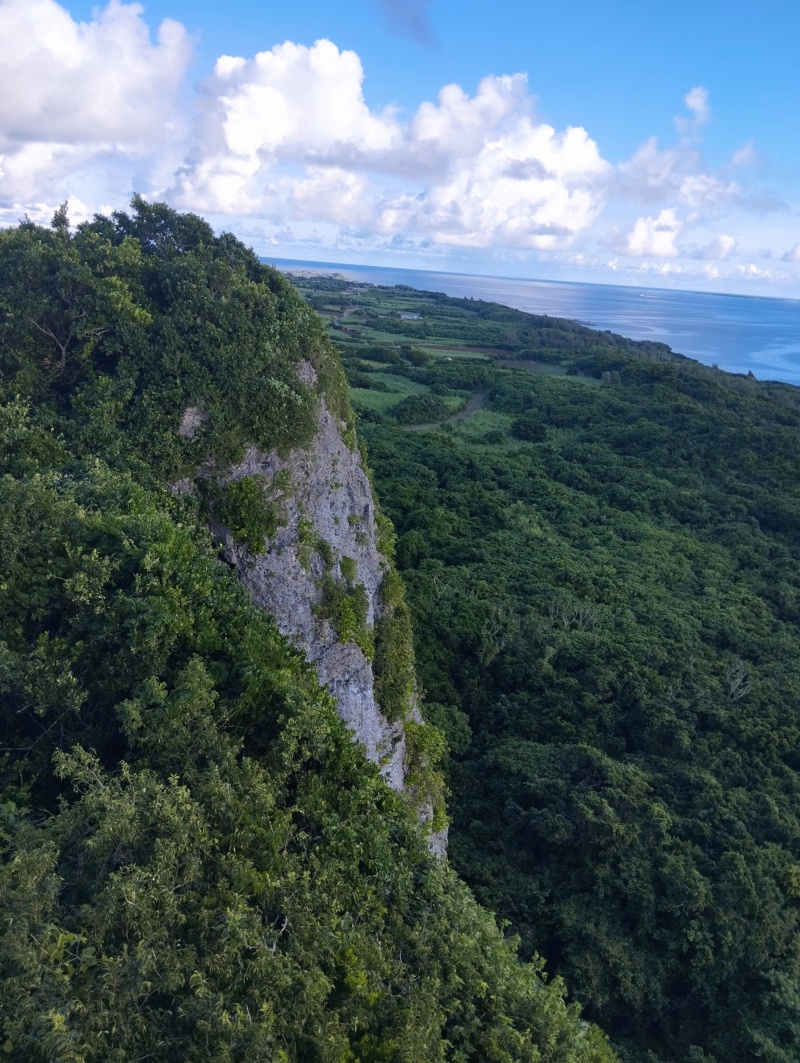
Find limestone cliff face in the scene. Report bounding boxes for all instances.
[213,398,411,792]
[178,362,447,857]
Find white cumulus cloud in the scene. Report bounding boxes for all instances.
[684,86,710,123]
[172,39,400,214]
[675,85,710,137]
[637,261,683,275]
[288,167,376,227]
[623,209,682,257]
[173,48,609,250]
[616,133,739,211]
[0,0,191,206]
[695,234,737,260]
[1,10,795,292]
[376,122,607,249]
[730,141,758,168]
[737,263,772,279]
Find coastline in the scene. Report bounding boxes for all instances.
[268,256,800,384]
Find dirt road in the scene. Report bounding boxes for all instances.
[403,390,487,432]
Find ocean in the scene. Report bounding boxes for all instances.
[270,258,800,387]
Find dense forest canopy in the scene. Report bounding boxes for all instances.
[0,203,615,1061]
[291,273,800,1063]
[6,197,800,1061]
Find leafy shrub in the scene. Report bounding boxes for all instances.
[391,394,449,425]
[483,429,505,444]
[339,554,358,582]
[511,412,547,442]
[373,570,417,723]
[315,573,374,659]
[404,718,448,832]
[207,475,276,553]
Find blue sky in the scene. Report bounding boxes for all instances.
[3,0,800,295]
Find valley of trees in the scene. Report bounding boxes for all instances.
[294,273,800,1062]
[0,203,614,1061]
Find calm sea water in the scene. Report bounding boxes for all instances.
[270,257,800,387]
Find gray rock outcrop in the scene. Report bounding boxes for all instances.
[215,399,411,791]
[176,367,447,856]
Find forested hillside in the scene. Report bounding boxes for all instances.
[293,273,800,1063]
[0,204,614,1062]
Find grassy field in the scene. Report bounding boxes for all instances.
[349,375,428,415]
[420,346,494,361]
[496,358,601,385]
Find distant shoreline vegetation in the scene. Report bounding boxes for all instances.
[270,257,800,384]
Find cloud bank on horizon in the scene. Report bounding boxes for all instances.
[1,0,797,294]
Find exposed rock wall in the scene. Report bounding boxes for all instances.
[177,360,446,854]
[208,400,411,792]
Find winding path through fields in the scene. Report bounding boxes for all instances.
[403,390,487,432]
